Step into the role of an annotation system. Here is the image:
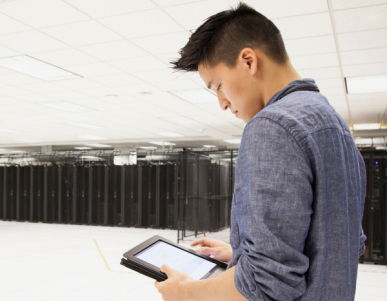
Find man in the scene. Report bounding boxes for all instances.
[155,3,366,301]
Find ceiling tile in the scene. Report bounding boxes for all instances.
[53,78,105,90]
[40,20,121,47]
[0,0,89,28]
[114,83,161,95]
[331,0,387,10]
[153,79,201,91]
[163,0,236,31]
[64,0,157,18]
[338,28,387,51]
[315,78,344,88]
[91,73,144,86]
[77,86,123,98]
[0,86,32,96]
[12,94,58,103]
[30,48,98,68]
[0,45,20,58]
[299,67,342,79]
[0,12,31,35]
[132,68,185,83]
[131,31,189,55]
[21,82,68,93]
[319,86,345,96]
[152,0,204,7]
[343,62,387,77]
[285,35,336,57]
[326,94,347,105]
[334,5,387,34]
[0,30,68,54]
[341,48,387,66]
[291,53,339,69]
[350,106,385,124]
[347,92,387,101]
[44,90,91,101]
[78,40,147,61]
[350,98,387,107]
[155,52,181,65]
[99,9,182,39]
[65,62,123,77]
[273,13,333,40]
[109,56,167,72]
[0,72,44,85]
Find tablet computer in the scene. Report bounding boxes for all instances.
[120,235,228,282]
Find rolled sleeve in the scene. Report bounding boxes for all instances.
[233,117,313,301]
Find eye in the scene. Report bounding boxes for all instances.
[217,84,221,91]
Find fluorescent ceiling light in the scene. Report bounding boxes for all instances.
[68,122,103,129]
[169,88,218,104]
[162,116,198,125]
[11,150,26,153]
[14,139,40,143]
[78,135,108,140]
[355,138,384,145]
[74,147,92,150]
[346,74,387,94]
[41,101,93,112]
[224,139,241,144]
[85,143,112,148]
[155,132,184,138]
[0,55,81,81]
[0,128,18,133]
[140,146,157,150]
[149,141,176,146]
[353,123,380,130]
[203,145,216,148]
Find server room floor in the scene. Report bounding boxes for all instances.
[0,221,386,301]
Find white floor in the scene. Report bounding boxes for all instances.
[0,221,386,301]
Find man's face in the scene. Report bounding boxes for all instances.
[198,59,263,124]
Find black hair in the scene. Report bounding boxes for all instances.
[171,2,288,72]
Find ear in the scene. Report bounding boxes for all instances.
[238,48,258,75]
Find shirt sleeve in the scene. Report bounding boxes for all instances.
[359,228,366,257]
[234,117,313,301]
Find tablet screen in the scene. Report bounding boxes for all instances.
[134,241,218,280]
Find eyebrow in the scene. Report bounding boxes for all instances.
[207,81,212,90]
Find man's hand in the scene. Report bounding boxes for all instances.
[154,264,196,301]
[190,238,233,264]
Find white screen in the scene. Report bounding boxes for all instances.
[135,241,217,280]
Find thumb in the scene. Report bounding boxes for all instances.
[160,264,172,275]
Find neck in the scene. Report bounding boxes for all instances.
[261,60,301,107]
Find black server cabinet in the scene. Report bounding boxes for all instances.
[0,167,4,220]
[31,166,44,222]
[90,165,106,225]
[18,166,31,221]
[121,165,139,227]
[44,165,59,223]
[74,166,89,224]
[60,165,74,224]
[4,166,17,221]
[159,164,178,229]
[360,151,387,264]
[141,164,157,228]
[107,165,121,226]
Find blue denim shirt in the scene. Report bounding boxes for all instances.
[228,78,367,301]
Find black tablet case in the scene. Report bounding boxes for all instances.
[120,235,227,282]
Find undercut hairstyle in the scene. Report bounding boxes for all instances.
[171,2,289,72]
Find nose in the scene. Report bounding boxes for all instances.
[218,96,230,111]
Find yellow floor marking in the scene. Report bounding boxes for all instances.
[93,238,111,271]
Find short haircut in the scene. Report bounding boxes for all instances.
[171,2,288,72]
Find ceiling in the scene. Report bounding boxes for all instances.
[0,0,385,152]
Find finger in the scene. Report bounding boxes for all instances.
[160,264,172,275]
[195,246,217,256]
[190,238,214,247]
[154,281,160,290]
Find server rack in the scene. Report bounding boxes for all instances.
[359,150,387,264]
[74,165,89,224]
[0,166,4,220]
[44,165,59,223]
[107,164,121,226]
[141,164,157,228]
[90,165,106,225]
[121,165,137,227]
[60,165,74,224]
[4,166,18,221]
[159,164,178,229]
[31,166,44,222]
[18,166,31,221]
